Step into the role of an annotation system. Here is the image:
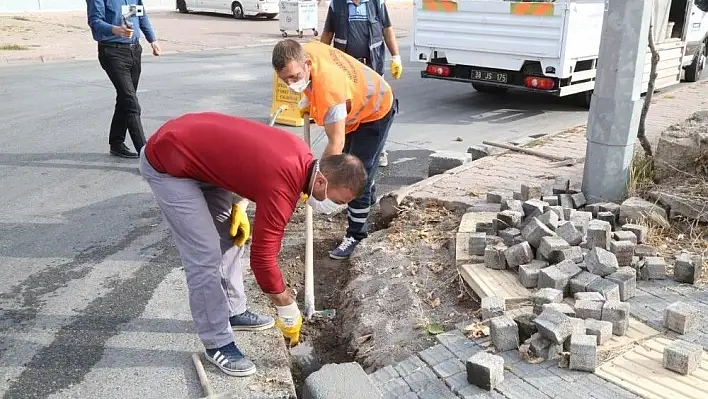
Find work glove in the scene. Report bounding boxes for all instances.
[391,55,403,80]
[229,202,251,247]
[275,302,303,347]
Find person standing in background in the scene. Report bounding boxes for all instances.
[87,0,162,159]
[320,0,402,168]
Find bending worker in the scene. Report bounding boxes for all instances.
[320,0,403,167]
[139,112,367,377]
[272,39,395,260]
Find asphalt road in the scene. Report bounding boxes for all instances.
[0,43,593,398]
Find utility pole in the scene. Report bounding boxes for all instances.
[581,0,652,203]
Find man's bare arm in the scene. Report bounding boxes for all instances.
[322,103,347,156]
[383,27,400,57]
[321,30,334,45]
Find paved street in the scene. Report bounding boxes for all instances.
[0,39,680,398]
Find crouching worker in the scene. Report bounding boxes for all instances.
[272,39,395,260]
[139,112,367,376]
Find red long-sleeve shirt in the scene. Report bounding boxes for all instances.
[145,112,314,294]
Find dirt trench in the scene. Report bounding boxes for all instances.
[276,199,478,396]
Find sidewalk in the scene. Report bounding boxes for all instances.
[0,3,413,65]
[405,80,708,208]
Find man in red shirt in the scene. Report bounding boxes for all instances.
[139,112,367,377]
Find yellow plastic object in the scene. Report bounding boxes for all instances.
[270,72,312,127]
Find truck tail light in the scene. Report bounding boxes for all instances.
[524,76,555,90]
[426,64,451,77]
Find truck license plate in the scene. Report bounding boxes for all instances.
[471,70,507,84]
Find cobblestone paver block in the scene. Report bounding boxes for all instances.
[432,358,466,379]
[571,192,587,208]
[596,211,617,231]
[664,302,700,334]
[533,288,563,314]
[484,243,508,270]
[575,300,603,320]
[663,340,703,375]
[538,210,561,230]
[499,227,522,247]
[606,266,637,301]
[570,334,597,372]
[487,191,505,204]
[418,344,455,368]
[535,308,573,344]
[542,303,576,317]
[521,217,556,248]
[418,378,459,399]
[642,256,667,280]
[622,224,647,244]
[586,278,621,302]
[635,244,659,259]
[610,240,635,267]
[570,271,601,295]
[570,210,593,234]
[673,252,703,284]
[521,184,543,201]
[436,331,482,361]
[481,296,506,320]
[501,199,524,214]
[538,265,571,293]
[584,318,613,345]
[522,199,549,218]
[491,315,520,352]
[527,332,552,358]
[496,210,523,230]
[574,292,606,302]
[613,230,638,244]
[602,301,630,336]
[538,236,570,263]
[468,232,487,256]
[505,241,534,268]
[519,261,543,288]
[558,246,584,263]
[466,351,504,391]
[586,219,612,250]
[586,247,620,277]
[557,259,583,279]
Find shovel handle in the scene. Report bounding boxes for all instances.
[191,353,215,397]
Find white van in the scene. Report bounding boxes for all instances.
[176,0,279,19]
[684,1,708,81]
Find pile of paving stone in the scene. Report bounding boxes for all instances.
[458,179,706,392]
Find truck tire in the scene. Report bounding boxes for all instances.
[471,83,508,95]
[685,43,706,83]
[574,90,593,109]
[177,0,188,13]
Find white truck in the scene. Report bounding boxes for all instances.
[411,0,708,106]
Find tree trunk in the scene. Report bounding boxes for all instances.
[638,23,658,157]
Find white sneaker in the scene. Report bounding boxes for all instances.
[379,151,389,167]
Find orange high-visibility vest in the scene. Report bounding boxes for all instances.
[303,41,394,134]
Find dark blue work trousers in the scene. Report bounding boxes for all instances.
[344,105,395,240]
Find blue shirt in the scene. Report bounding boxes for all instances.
[86,0,157,44]
[324,0,391,59]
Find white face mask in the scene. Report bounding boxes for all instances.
[289,79,309,93]
[306,161,341,215]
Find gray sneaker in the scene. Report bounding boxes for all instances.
[230,310,275,332]
[205,342,256,377]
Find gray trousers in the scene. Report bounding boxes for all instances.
[139,149,247,349]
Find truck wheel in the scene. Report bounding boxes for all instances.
[685,43,706,83]
[573,90,593,109]
[471,83,508,94]
[177,0,188,13]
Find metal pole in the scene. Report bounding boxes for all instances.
[303,114,315,320]
[581,0,652,203]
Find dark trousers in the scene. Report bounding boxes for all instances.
[98,42,146,152]
[344,107,395,240]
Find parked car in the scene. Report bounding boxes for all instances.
[684,1,708,81]
[176,0,279,20]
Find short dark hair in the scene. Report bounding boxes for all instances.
[272,39,306,72]
[319,154,368,197]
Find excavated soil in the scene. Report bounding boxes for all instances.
[277,199,478,389]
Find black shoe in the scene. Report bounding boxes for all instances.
[110,144,138,159]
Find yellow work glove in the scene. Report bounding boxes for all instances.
[275,302,303,347]
[229,203,251,247]
[391,55,403,80]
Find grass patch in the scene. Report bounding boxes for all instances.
[524,135,553,148]
[11,16,31,21]
[0,44,29,51]
[628,151,655,197]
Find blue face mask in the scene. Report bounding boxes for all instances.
[307,161,341,215]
